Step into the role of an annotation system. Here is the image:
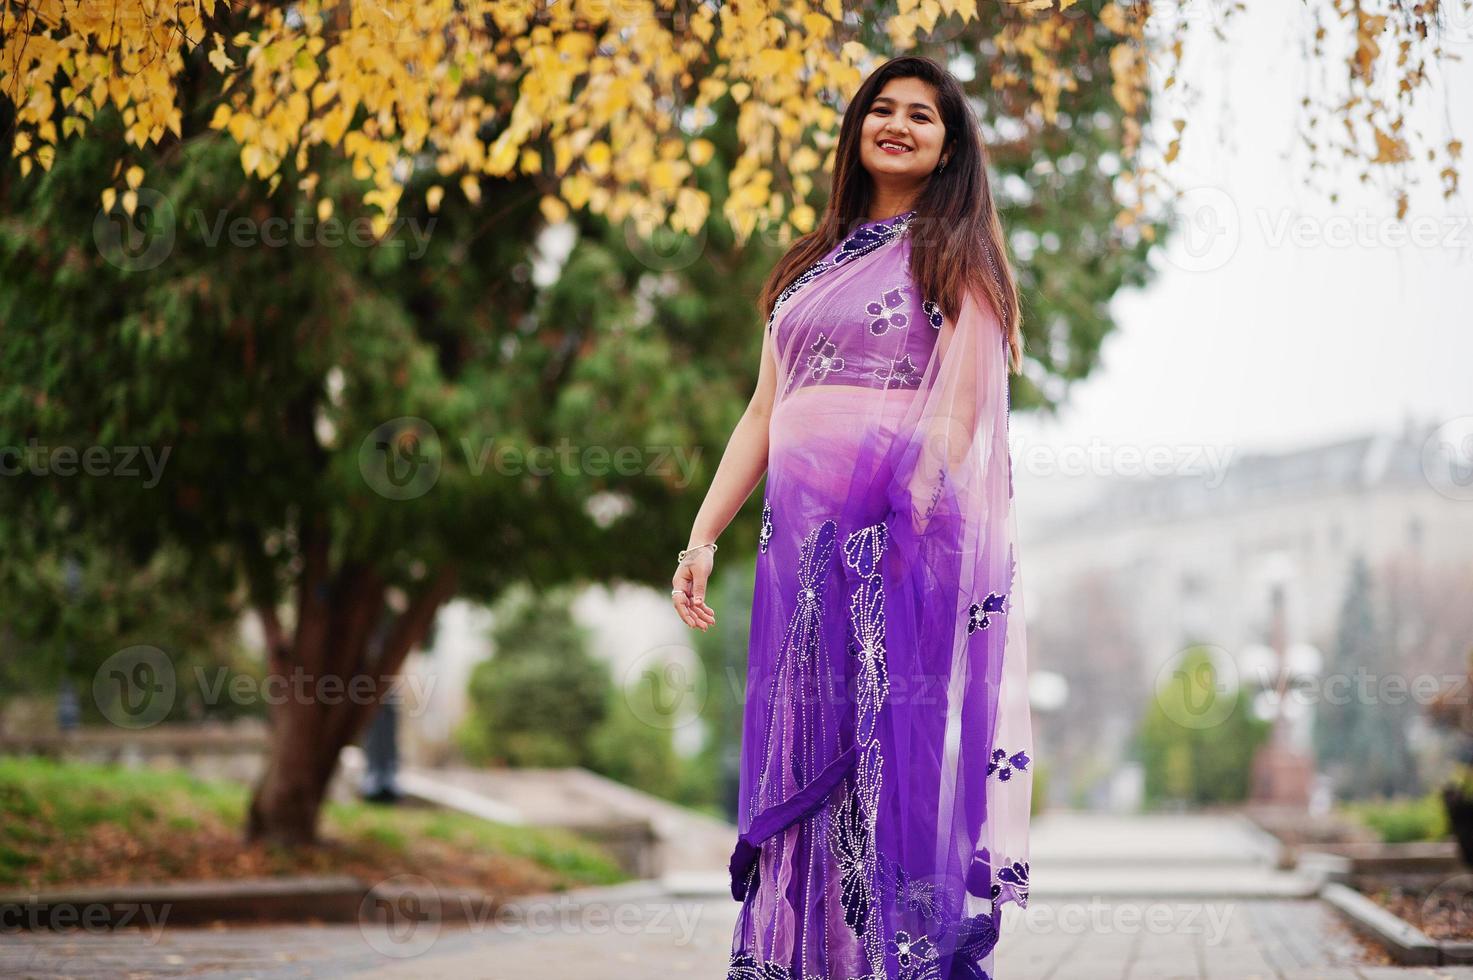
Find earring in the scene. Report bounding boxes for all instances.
[936,157,948,174]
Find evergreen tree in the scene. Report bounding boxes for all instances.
[1314,554,1420,799]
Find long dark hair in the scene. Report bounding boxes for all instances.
[757,55,1024,374]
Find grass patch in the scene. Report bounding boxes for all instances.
[0,755,627,894]
[1342,789,1451,844]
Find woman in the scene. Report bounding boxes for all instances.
[671,55,1033,980]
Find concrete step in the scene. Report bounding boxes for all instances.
[340,749,736,880]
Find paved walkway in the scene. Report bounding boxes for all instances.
[0,893,1439,978]
[0,811,1449,978]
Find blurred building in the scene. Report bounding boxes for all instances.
[1019,416,1473,806]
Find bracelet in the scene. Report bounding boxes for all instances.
[678,542,718,562]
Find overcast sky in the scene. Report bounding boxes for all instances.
[1010,3,1473,521]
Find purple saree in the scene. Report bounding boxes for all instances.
[728,210,1033,980]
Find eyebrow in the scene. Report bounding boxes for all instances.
[873,96,937,113]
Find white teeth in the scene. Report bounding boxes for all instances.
[880,141,909,151]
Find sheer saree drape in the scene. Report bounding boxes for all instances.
[728,210,1032,980]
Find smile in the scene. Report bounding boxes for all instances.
[878,140,912,153]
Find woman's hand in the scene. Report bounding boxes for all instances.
[671,551,717,631]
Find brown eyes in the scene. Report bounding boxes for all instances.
[872,107,932,122]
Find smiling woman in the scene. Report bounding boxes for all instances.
[670,55,1032,980]
[861,79,952,192]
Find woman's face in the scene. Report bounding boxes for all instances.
[859,76,948,187]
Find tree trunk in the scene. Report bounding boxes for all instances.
[243,561,459,845]
[247,695,337,844]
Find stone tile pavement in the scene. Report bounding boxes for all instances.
[0,892,1446,979]
[1,810,1460,978]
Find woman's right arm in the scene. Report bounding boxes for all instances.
[671,324,781,631]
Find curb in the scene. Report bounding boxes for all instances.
[1319,881,1473,966]
[0,875,369,930]
[0,876,671,931]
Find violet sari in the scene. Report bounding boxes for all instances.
[727,209,1033,980]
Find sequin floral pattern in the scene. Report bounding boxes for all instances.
[766,211,918,336]
[986,747,1031,782]
[873,353,921,390]
[750,519,839,811]
[966,592,1007,633]
[923,299,944,330]
[866,284,911,336]
[807,332,847,380]
[726,951,792,980]
[825,519,892,977]
[995,858,1031,907]
[758,498,773,554]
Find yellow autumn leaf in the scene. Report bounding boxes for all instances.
[539,194,570,224]
[586,141,612,172]
[0,0,1453,247]
[561,173,593,209]
[674,186,708,232]
[688,138,715,166]
[460,174,481,204]
[1354,11,1386,82]
[208,42,234,73]
[321,107,350,147]
[426,186,445,212]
